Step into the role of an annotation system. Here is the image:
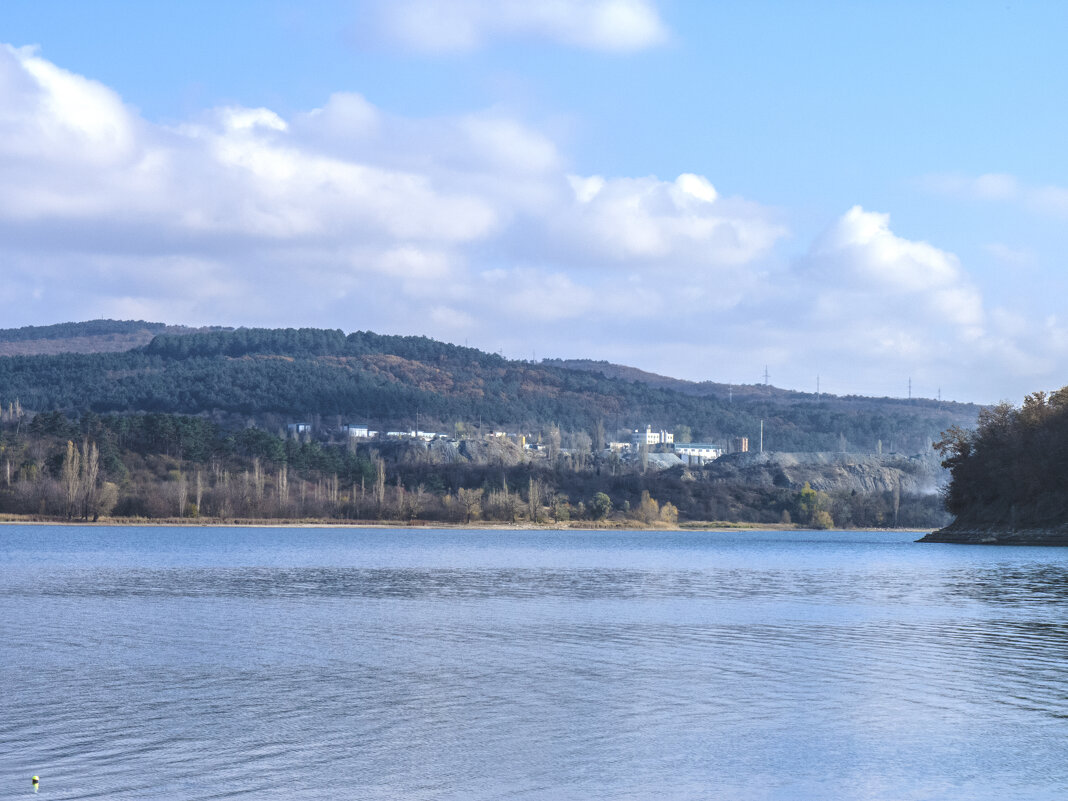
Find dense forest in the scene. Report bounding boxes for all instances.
[0,325,978,455]
[0,320,172,342]
[934,388,1068,534]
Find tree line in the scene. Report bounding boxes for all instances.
[0,409,949,527]
[936,387,1068,530]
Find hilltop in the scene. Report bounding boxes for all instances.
[0,320,230,357]
[0,322,979,456]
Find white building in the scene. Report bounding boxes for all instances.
[343,424,370,438]
[675,443,723,465]
[633,425,674,447]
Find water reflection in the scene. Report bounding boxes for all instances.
[3,528,1068,800]
[945,563,1068,604]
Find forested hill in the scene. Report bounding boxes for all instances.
[548,358,977,413]
[546,358,802,400]
[0,319,227,357]
[0,325,978,453]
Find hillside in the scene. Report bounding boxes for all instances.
[0,324,979,455]
[546,358,802,400]
[0,320,229,357]
[548,358,976,417]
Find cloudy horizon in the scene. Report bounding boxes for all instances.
[4,1,1068,404]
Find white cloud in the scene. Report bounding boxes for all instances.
[552,172,786,266]
[5,45,1068,403]
[923,171,1068,219]
[367,0,669,53]
[2,45,138,165]
[984,242,1035,267]
[0,44,783,348]
[799,206,984,350]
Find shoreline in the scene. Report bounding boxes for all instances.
[918,526,1068,546]
[0,513,929,533]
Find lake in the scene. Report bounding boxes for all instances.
[2,526,1067,800]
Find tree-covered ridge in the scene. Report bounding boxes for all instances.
[0,320,170,342]
[0,319,236,358]
[935,388,1068,530]
[0,326,977,454]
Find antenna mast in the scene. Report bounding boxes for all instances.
[763,365,770,386]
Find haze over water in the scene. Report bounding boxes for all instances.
[2,526,1067,800]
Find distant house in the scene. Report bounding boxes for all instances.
[287,422,312,434]
[675,443,723,466]
[633,425,674,447]
[731,436,749,453]
[343,424,370,438]
[385,430,441,441]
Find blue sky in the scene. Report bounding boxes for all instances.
[3,0,1067,402]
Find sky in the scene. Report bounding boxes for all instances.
[3,0,1068,403]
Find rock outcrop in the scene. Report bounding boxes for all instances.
[699,450,944,496]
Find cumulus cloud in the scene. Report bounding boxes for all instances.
[553,172,783,265]
[805,206,983,333]
[5,45,1066,403]
[0,44,784,346]
[364,0,669,53]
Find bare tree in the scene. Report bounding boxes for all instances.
[527,477,544,523]
[79,440,99,520]
[61,440,80,519]
[372,451,386,513]
[571,431,591,472]
[176,471,189,518]
[546,425,562,465]
[457,487,484,523]
[276,465,289,509]
[252,458,265,505]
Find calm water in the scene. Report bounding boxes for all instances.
[2,527,1068,801]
